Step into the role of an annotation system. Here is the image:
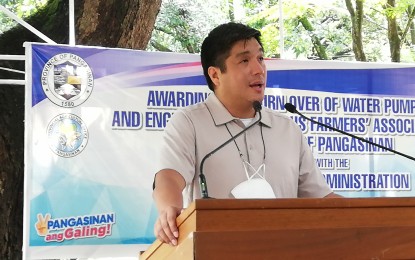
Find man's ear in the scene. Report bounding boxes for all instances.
[208,66,221,88]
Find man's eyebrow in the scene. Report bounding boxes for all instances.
[235,48,264,58]
[235,50,250,58]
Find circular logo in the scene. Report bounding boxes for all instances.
[41,53,94,107]
[47,114,89,158]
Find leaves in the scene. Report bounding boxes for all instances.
[4,0,414,62]
[149,0,415,62]
[147,0,228,53]
[0,0,47,34]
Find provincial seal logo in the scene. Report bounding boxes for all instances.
[41,53,93,107]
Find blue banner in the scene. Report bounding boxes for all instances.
[24,43,415,258]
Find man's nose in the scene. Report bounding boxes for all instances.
[251,60,265,75]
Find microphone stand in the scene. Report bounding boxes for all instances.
[199,101,262,198]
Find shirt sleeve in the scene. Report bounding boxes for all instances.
[156,109,197,184]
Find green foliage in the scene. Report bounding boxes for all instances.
[3,0,415,62]
[246,1,355,60]
[8,0,410,62]
[0,0,47,34]
[244,5,277,57]
[370,0,415,61]
[147,0,229,53]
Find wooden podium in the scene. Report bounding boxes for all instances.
[141,197,415,259]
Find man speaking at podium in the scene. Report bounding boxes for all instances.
[152,22,341,247]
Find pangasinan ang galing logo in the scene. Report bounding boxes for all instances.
[35,213,115,243]
[41,53,93,107]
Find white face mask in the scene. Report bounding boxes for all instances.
[231,162,276,199]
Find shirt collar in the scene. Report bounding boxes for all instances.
[205,93,272,128]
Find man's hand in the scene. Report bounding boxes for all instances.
[152,169,186,246]
[154,206,182,246]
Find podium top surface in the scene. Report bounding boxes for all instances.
[177,197,415,226]
[187,197,415,210]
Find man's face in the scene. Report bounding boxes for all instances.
[213,38,267,110]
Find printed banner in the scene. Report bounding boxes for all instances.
[23,43,415,259]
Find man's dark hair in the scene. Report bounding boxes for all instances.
[201,22,263,91]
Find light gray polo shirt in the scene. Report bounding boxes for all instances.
[157,93,332,204]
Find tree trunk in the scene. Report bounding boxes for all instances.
[406,6,415,56]
[77,0,161,49]
[410,20,415,45]
[411,21,415,60]
[298,15,328,60]
[0,0,161,259]
[345,0,367,61]
[383,0,401,62]
[0,81,25,260]
[228,0,235,22]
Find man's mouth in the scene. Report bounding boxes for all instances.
[250,83,264,88]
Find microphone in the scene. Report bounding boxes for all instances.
[199,101,263,198]
[284,102,415,161]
